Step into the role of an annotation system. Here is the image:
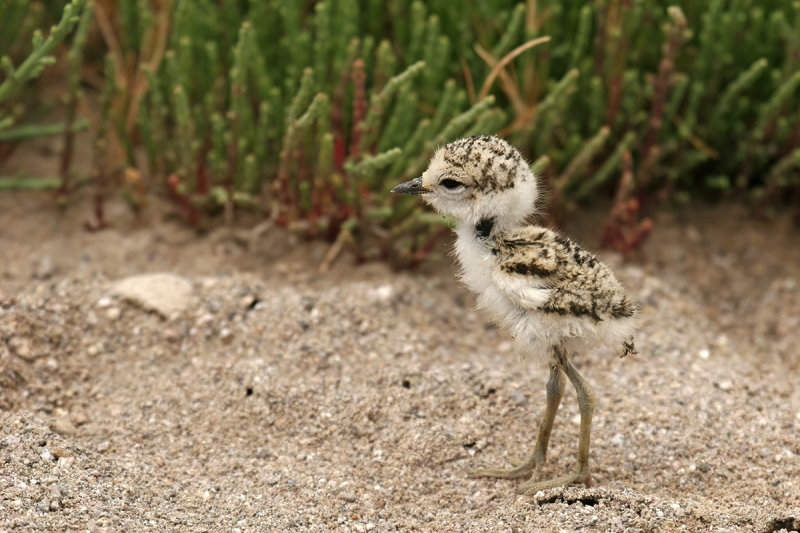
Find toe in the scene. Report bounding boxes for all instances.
[471,462,536,480]
[519,470,591,495]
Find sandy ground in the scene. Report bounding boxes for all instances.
[1,178,800,532]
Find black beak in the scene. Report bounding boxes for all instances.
[391,177,428,195]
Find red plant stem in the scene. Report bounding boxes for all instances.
[600,150,653,254]
[606,75,622,126]
[640,11,685,186]
[331,55,351,171]
[297,145,310,213]
[166,174,199,226]
[593,3,607,77]
[224,85,242,217]
[84,191,109,231]
[85,167,110,232]
[58,94,78,199]
[604,0,629,127]
[94,193,105,225]
[195,143,209,196]
[225,138,237,191]
[601,150,631,250]
[349,59,367,160]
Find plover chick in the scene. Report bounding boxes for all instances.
[392,135,637,495]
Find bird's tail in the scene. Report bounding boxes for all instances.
[620,336,637,357]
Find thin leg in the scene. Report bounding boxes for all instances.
[532,365,567,464]
[519,348,595,494]
[471,365,566,479]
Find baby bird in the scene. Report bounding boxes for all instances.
[392,135,637,495]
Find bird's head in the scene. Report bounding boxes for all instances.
[392,136,539,231]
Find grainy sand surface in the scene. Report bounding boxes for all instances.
[1,190,799,532]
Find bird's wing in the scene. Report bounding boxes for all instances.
[490,228,561,311]
[492,227,636,321]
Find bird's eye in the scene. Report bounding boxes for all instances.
[440,178,463,190]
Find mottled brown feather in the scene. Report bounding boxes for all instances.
[494,226,638,350]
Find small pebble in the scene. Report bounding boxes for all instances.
[113,273,193,318]
[50,486,65,500]
[51,447,73,458]
[50,417,76,436]
[34,256,56,279]
[9,336,35,361]
[163,328,181,342]
[371,285,394,302]
[510,388,527,405]
[69,409,90,426]
[57,456,75,470]
[240,295,258,308]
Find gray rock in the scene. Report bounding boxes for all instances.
[112,273,193,318]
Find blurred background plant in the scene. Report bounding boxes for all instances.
[0,0,90,194]
[1,0,799,264]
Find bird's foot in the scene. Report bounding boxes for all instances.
[519,467,591,496]
[470,454,542,480]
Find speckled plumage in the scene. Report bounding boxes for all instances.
[465,224,638,364]
[392,135,639,494]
